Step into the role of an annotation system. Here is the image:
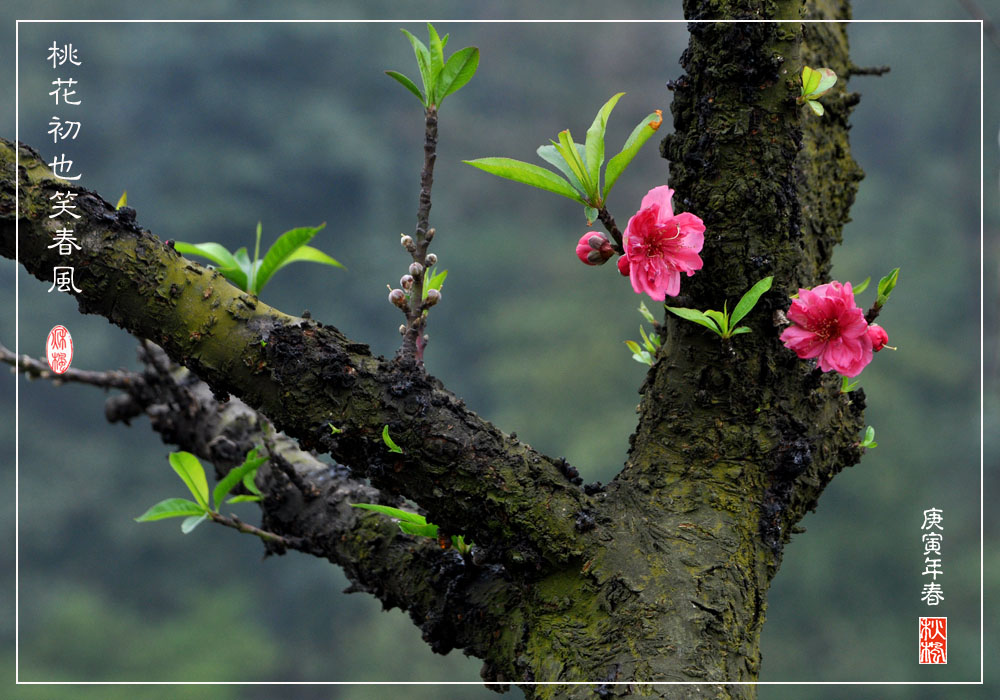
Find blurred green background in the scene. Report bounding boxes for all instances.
[1,3,994,699]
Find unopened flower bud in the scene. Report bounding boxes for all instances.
[617,254,631,276]
[425,288,441,307]
[409,262,424,278]
[425,253,437,266]
[400,274,414,290]
[426,227,436,242]
[576,232,614,266]
[388,288,407,308]
[867,324,889,352]
[400,235,414,250]
[399,324,407,335]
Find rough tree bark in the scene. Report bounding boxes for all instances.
[2,3,870,698]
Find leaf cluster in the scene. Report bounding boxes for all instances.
[135,448,266,533]
[464,94,662,223]
[666,277,773,340]
[350,503,473,555]
[174,222,342,296]
[798,66,837,116]
[859,426,878,449]
[625,302,662,366]
[387,23,479,108]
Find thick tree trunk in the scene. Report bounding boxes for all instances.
[2,3,868,697]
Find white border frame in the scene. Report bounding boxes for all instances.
[13,17,986,689]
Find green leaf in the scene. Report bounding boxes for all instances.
[400,28,434,101]
[704,309,729,337]
[250,222,263,292]
[584,92,625,196]
[436,47,479,104]
[876,267,900,304]
[169,452,209,509]
[232,247,254,291]
[801,66,821,96]
[398,521,439,538]
[730,276,773,328]
[536,145,587,197]
[729,326,753,335]
[115,190,127,210]
[382,425,403,454]
[242,469,262,496]
[426,23,445,86]
[452,534,473,555]
[665,306,723,335]
[173,242,239,271]
[860,425,877,448]
[584,206,599,224]
[639,325,655,353]
[624,340,643,355]
[852,276,871,295]
[423,269,448,299]
[629,349,653,366]
[254,223,329,293]
[226,494,262,504]
[135,497,206,522]
[807,99,824,116]
[181,513,208,534]
[638,302,656,325]
[841,374,861,393]
[556,129,594,197]
[603,110,663,200]
[812,68,837,97]
[277,244,344,272]
[385,70,425,104]
[212,446,267,512]
[463,157,584,203]
[351,503,427,525]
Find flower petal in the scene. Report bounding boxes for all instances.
[640,185,675,220]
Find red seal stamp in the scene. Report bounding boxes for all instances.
[45,325,73,374]
[919,617,947,664]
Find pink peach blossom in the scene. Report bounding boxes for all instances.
[622,185,705,300]
[780,281,873,377]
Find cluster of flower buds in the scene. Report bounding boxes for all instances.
[576,232,615,266]
[390,236,444,313]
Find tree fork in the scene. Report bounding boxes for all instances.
[2,5,873,695]
[0,139,594,572]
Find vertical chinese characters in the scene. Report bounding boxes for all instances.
[920,507,944,606]
[45,41,83,295]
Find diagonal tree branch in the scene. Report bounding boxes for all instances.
[1,138,593,571]
[4,336,522,661]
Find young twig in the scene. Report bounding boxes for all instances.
[208,510,304,550]
[1,341,139,390]
[597,207,625,253]
[398,105,441,365]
